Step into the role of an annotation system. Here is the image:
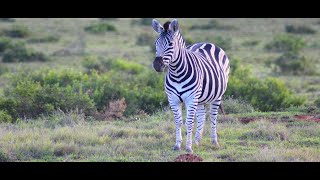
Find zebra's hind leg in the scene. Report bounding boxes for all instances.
[210,98,222,147]
[194,104,206,146]
[169,101,183,151]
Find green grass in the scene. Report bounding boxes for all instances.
[0,108,319,162]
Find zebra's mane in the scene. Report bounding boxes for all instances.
[163,21,171,32]
[161,21,186,48]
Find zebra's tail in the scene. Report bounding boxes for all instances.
[219,102,226,115]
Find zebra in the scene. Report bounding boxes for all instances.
[152,19,230,153]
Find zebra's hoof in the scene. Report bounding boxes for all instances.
[186,147,193,153]
[194,140,201,146]
[212,141,220,148]
[173,145,181,151]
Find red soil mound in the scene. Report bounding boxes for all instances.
[174,154,203,162]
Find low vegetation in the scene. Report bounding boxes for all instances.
[225,58,305,111]
[84,22,117,34]
[0,37,49,62]
[1,25,31,38]
[285,24,317,34]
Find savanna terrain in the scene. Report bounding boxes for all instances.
[0,18,319,162]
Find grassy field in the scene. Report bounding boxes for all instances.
[0,18,320,162]
[0,108,319,162]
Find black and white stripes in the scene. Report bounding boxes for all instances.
[152,19,230,153]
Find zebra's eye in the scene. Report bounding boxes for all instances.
[169,42,173,46]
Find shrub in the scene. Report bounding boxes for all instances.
[0,59,167,121]
[93,98,127,120]
[136,33,155,47]
[211,36,232,50]
[184,35,195,45]
[315,98,320,108]
[222,96,255,114]
[131,18,153,26]
[1,42,49,62]
[88,60,167,116]
[264,34,306,53]
[82,55,106,73]
[0,70,95,120]
[242,40,260,47]
[190,19,236,30]
[104,58,145,75]
[285,25,316,34]
[225,58,305,111]
[0,110,13,123]
[84,23,117,34]
[0,37,12,54]
[0,63,8,75]
[27,35,60,43]
[2,25,31,38]
[274,52,317,75]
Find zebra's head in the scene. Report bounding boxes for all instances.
[152,19,180,72]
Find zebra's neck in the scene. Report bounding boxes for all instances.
[171,31,187,67]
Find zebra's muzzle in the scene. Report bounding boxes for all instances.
[153,57,165,72]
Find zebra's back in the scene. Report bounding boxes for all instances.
[187,42,230,104]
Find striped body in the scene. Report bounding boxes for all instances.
[152,19,230,153]
[166,43,229,105]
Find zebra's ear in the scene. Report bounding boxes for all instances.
[169,19,179,33]
[152,19,164,34]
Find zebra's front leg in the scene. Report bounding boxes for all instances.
[194,104,206,145]
[170,102,183,151]
[210,98,222,147]
[185,101,198,153]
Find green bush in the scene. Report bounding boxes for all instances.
[0,63,8,75]
[84,23,117,34]
[2,25,31,38]
[190,19,237,30]
[274,51,317,75]
[82,55,106,73]
[184,35,195,45]
[90,68,167,116]
[0,37,12,54]
[315,98,320,108]
[242,40,260,47]
[0,110,13,123]
[40,69,85,87]
[211,36,232,50]
[104,58,145,75]
[225,58,305,111]
[136,33,155,48]
[0,70,95,120]
[131,18,153,26]
[285,25,316,34]
[83,56,146,74]
[1,42,49,62]
[222,96,255,114]
[27,35,60,43]
[0,58,167,121]
[264,34,306,53]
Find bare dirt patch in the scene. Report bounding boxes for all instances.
[238,114,320,124]
[294,115,320,122]
[239,117,256,124]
